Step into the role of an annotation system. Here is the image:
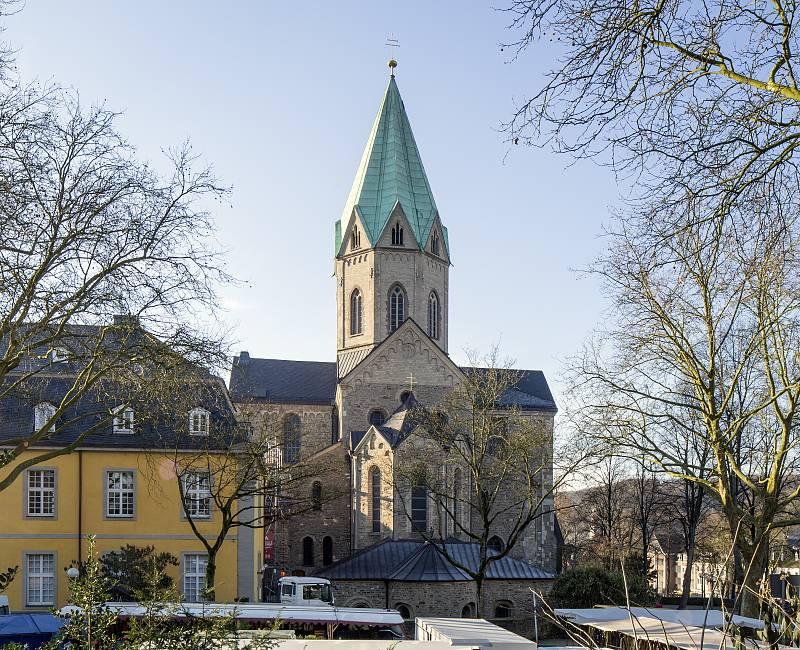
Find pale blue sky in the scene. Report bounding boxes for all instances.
[9,1,617,403]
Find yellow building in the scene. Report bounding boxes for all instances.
[0,326,261,612]
[0,446,261,611]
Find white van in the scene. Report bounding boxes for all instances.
[278,576,334,606]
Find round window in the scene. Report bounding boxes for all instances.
[368,409,386,427]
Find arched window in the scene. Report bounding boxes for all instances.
[189,408,210,436]
[488,535,504,554]
[432,232,440,256]
[282,414,301,465]
[395,603,412,619]
[351,227,361,250]
[312,482,322,511]
[371,467,381,533]
[391,222,404,246]
[461,603,475,618]
[452,469,462,536]
[323,536,333,566]
[302,536,314,566]
[411,484,428,533]
[427,291,439,339]
[368,409,386,427]
[331,409,339,445]
[113,405,134,434]
[350,289,363,336]
[389,285,405,332]
[494,600,513,618]
[34,402,56,433]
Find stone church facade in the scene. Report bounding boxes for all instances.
[229,68,557,621]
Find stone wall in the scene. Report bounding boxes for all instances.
[282,445,352,573]
[235,402,335,461]
[332,578,553,638]
[335,207,450,356]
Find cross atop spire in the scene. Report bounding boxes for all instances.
[386,34,399,77]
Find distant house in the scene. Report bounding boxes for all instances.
[650,528,729,598]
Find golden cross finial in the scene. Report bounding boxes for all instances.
[406,372,416,393]
[386,34,399,76]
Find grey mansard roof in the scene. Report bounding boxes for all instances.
[315,538,554,582]
[229,353,557,412]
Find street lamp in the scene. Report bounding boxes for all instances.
[66,567,79,579]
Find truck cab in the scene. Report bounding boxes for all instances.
[278,577,334,606]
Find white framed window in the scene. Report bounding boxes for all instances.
[26,553,55,606]
[26,469,55,517]
[33,402,56,433]
[182,472,211,519]
[50,347,69,363]
[106,470,135,518]
[183,553,208,602]
[113,405,134,434]
[189,408,210,436]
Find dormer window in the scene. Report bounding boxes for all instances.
[391,222,404,246]
[189,408,210,436]
[50,347,69,363]
[113,405,134,434]
[431,233,440,256]
[34,402,56,433]
[351,227,361,250]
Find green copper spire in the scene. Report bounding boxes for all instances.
[339,75,439,250]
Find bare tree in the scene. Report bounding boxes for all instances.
[168,405,338,601]
[582,457,631,571]
[632,458,663,579]
[0,71,229,492]
[565,193,800,616]
[501,0,800,233]
[394,349,577,617]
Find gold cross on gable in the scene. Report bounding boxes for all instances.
[406,372,415,392]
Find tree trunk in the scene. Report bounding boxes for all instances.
[738,538,769,618]
[475,577,484,618]
[678,542,696,610]
[205,554,217,602]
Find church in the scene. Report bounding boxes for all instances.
[229,63,558,626]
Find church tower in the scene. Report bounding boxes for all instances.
[334,66,451,374]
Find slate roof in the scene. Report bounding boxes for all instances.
[229,354,337,405]
[229,349,556,414]
[0,374,236,450]
[335,75,447,254]
[316,538,554,582]
[0,322,237,451]
[463,368,557,412]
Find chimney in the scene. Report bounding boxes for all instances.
[113,314,140,328]
[237,351,250,366]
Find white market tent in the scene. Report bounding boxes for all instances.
[59,602,404,628]
[554,607,768,650]
[415,617,536,649]
[556,608,764,631]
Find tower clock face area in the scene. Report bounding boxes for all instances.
[335,74,450,358]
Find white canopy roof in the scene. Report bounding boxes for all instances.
[59,602,404,627]
[554,607,767,650]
